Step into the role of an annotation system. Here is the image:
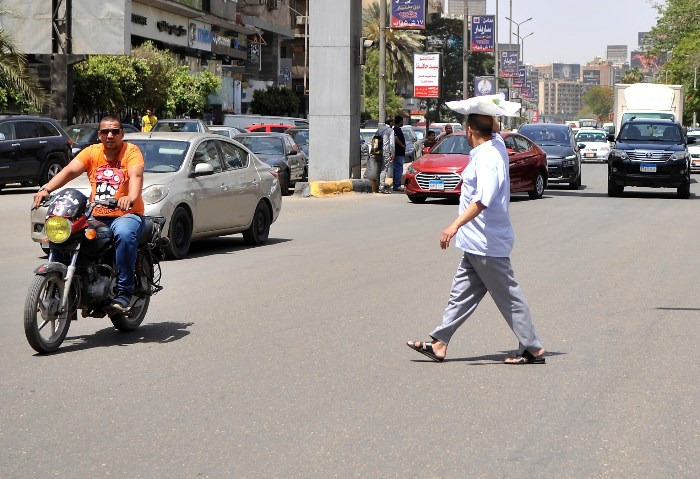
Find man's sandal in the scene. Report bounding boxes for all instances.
[406,341,445,362]
[504,349,546,365]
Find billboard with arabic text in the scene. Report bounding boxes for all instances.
[413,52,441,98]
[471,15,494,52]
[391,0,426,30]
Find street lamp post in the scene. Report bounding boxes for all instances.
[280,2,309,95]
[504,16,532,68]
[694,65,698,127]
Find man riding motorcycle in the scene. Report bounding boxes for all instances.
[33,115,145,312]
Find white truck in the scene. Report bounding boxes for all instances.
[613,83,684,134]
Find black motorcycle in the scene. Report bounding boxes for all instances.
[25,188,166,353]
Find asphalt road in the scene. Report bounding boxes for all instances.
[1,164,699,478]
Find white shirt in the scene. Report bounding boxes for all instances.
[454,133,514,257]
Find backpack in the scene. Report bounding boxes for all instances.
[370,134,383,157]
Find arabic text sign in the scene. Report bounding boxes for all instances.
[391,0,426,30]
[512,67,527,88]
[471,15,494,52]
[500,51,518,78]
[413,53,440,98]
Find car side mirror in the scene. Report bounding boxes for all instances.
[289,148,299,155]
[506,148,516,156]
[578,143,586,150]
[423,147,431,154]
[687,137,697,144]
[192,162,214,176]
[0,133,5,141]
[607,134,615,142]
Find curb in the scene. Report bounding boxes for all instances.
[294,180,374,197]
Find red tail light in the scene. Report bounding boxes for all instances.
[67,138,73,146]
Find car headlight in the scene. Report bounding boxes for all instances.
[45,216,72,243]
[142,185,169,205]
[611,149,629,160]
[669,151,688,161]
[562,156,576,167]
[407,165,417,174]
[599,146,610,153]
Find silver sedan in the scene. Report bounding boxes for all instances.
[30,132,282,259]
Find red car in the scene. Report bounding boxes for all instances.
[404,131,548,203]
[246,123,295,133]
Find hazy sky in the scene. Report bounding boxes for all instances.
[485,0,660,64]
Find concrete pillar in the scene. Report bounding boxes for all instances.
[308,0,361,180]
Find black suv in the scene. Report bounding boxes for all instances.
[0,116,72,191]
[518,123,583,189]
[607,119,695,199]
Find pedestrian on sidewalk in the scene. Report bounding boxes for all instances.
[407,110,545,365]
[392,115,406,192]
[364,117,394,193]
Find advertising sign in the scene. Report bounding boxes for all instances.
[391,0,426,30]
[413,53,441,98]
[513,67,526,88]
[471,15,495,52]
[552,63,581,81]
[188,19,213,51]
[475,76,496,96]
[631,51,660,71]
[500,51,519,78]
[131,3,189,48]
[582,70,601,86]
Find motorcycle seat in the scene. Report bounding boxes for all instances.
[138,216,166,245]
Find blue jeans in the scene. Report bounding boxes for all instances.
[100,214,144,296]
[393,155,405,189]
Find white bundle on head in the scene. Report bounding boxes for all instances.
[446,93,521,117]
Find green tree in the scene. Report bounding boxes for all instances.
[131,41,178,113]
[166,67,221,117]
[0,1,48,111]
[581,86,613,121]
[250,85,300,116]
[73,54,141,120]
[363,1,424,89]
[620,69,645,84]
[362,49,404,119]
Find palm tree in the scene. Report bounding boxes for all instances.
[0,2,48,111]
[363,1,424,90]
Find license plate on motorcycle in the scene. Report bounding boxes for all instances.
[429,179,445,191]
[640,163,656,173]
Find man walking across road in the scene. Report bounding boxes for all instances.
[407,110,545,364]
[392,115,406,192]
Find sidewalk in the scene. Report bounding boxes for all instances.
[296,160,411,197]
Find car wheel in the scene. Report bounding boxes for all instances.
[408,195,426,204]
[528,172,545,199]
[41,156,66,185]
[280,170,291,196]
[607,179,623,197]
[569,172,581,190]
[302,165,308,182]
[165,207,192,260]
[677,180,690,199]
[243,201,271,246]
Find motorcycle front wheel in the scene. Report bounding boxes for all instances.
[24,272,74,353]
[110,256,152,332]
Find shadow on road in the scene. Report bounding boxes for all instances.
[656,307,700,311]
[40,321,193,355]
[544,184,697,200]
[183,237,292,259]
[410,350,567,365]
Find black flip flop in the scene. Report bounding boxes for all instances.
[504,349,546,365]
[406,341,445,362]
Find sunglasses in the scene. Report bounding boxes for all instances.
[98,128,122,135]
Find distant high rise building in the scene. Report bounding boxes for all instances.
[445,0,486,17]
[638,32,650,49]
[607,45,628,66]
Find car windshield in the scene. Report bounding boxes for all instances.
[66,125,95,143]
[288,129,309,146]
[519,127,570,146]
[431,135,472,155]
[236,136,284,155]
[619,122,682,142]
[360,131,375,143]
[152,121,198,132]
[576,131,607,142]
[127,140,188,173]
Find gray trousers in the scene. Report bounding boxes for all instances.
[430,252,543,354]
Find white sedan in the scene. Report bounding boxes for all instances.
[31,132,282,259]
[687,130,700,173]
[575,129,610,162]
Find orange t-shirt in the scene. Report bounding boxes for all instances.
[75,142,145,217]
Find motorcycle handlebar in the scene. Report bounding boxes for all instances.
[94,198,119,209]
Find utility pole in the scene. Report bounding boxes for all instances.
[494,0,499,83]
[463,0,469,100]
[379,0,387,125]
[694,65,698,127]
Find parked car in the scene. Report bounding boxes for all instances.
[401,125,420,162]
[687,129,700,173]
[234,132,307,195]
[246,123,294,133]
[223,114,307,130]
[518,123,583,189]
[65,123,139,156]
[208,126,245,138]
[404,131,548,203]
[607,119,693,198]
[30,132,282,258]
[151,119,210,133]
[575,128,610,162]
[0,116,73,191]
[285,126,309,158]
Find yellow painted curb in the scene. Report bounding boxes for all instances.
[309,180,354,197]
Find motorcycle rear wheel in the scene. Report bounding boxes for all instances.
[24,272,74,353]
[110,256,152,332]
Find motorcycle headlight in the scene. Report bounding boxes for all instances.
[611,149,629,160]
[669,151,688,161]
[142,184,169,205]
[45,216,72,244]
